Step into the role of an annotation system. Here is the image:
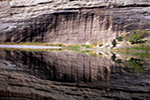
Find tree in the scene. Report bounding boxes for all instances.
[112,39,117,47]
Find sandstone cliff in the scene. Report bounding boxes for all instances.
[0,50,150,100]
[0,0,150,44]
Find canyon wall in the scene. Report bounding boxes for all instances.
[0,50,150,100]
[0,50,115,82]
[0,0,150,44]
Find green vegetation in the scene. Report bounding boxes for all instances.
[65,42,101,49]
[114,42,150,52]
[81,44,90,48]
[116,36,123,41]
[130,43,150,51]
[115,59,122,64]
[112,30,150,52]
[125,58,145,73]
[120,51,150,60]
[0,42,65,46]
[0,42,98,49]
[112,39,117,47]
[111,54,122,64]
[0,48,62,52]
[111,53,146,73]
[0,30,149,51]
[128,30,147,44]
[111,54,116,61]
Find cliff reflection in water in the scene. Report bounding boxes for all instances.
[0,49,150,100]
[0,49,115,82]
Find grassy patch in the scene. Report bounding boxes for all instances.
[0,47,62,52]
[131,44,150,51]
[112,40,150,52]
[0,42,65,47]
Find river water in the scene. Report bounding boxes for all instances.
[0,49,150,100]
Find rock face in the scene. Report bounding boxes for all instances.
[0,49,150,100]
[0,0,150,44]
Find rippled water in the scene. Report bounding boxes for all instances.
[0,49,150,100]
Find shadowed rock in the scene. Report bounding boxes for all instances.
[0,49,150,100]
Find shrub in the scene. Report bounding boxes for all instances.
[116,36,123,41]
[129,30,147,44]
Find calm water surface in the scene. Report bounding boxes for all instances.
[0,49,150,100]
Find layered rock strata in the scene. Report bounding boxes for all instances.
[0,0,150,44]
[0,50,150,100]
